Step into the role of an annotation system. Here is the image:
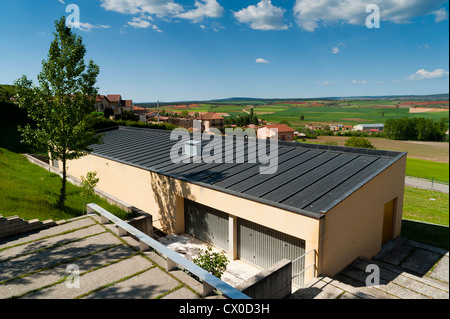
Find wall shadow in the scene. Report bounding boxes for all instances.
[401,219,449,251]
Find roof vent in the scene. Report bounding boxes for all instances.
[185,140,201,157]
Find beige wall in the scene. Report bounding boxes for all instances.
[318,154,407,277]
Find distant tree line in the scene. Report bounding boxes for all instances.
[384,117,449,142]
[225,108,259,126]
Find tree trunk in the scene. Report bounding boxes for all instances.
[58,154,67,206]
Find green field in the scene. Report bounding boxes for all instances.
[406,158,449,183]
[257,105,448,125]
[0,148,133,222]
[159,100,449,125]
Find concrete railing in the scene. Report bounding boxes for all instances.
[236,259,292,299]
[86,203,250,299]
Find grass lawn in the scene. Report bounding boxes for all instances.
[402,187,449,226]
[401,186,449,250]
[0,147,133,222]
[406,158,449,183]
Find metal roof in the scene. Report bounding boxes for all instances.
[90,127,406,219]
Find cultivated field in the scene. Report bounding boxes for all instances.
[157,100,449,128]
[315,136,449,163]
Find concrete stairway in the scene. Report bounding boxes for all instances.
[290,238,449,299]
[0,215,57,239]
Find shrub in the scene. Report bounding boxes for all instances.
[193,246,230,279]
[344,137,376,149]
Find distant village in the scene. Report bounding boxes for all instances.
[96,94,384,142]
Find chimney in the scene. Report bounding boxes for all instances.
[184,140,201,157]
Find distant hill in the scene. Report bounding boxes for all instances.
[335,93,449,101]
[136,93,448,106]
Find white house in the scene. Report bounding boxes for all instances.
[353,124,385,132]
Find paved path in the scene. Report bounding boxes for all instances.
[405,176,449,193]
[0,215,215,299]
[290,237,449,299]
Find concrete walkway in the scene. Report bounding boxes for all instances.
[290,237,449,299]
[405,176,449,193]
[0,215,215,299]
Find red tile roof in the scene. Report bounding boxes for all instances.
[107,95,122,102]
[201,112,224,120]
[262,124,295,132]
[96,95,109,102]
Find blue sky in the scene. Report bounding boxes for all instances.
[1,0,449,102]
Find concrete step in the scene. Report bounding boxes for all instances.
[0,217,94,250]
[0,217,57,240]
[0,218,23,229]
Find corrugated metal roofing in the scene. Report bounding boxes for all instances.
[90,127,406,219]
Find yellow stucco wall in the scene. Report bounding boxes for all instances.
[318,154,407,277]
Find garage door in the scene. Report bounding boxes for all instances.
[184,199,229,251]
[238,218,305,286]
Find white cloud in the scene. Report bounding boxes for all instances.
[331,47,340,54]
[177,0,224,23]
[256,58,270,64]
[57,0,65,4]
[376,81,385,85]
[331,42,346,54]
[293,0,448,32]
[432,8,449,22]
[127,16,162,31]
[76,22,111,32]
[315,81,335,85]
[234,0,289,31]
[100,0,223,24]
[100,0,183,16]
[351,80,367,85]
[407,68,449,81]
[128,17,152,28]
[419,44,431,50]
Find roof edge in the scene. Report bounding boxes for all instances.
[319,151,408,214]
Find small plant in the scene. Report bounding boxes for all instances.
[193,246,230,279]
[80,171,99,214]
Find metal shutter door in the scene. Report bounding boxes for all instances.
[238,218,305,286]
[184,200,229,251]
